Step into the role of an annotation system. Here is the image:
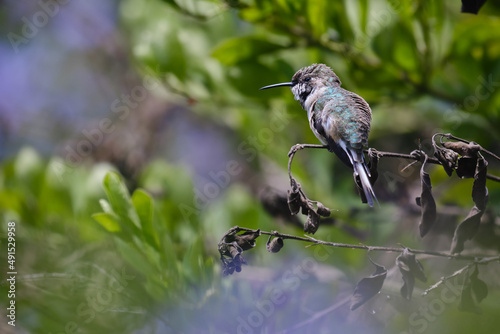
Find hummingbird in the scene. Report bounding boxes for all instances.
[260,63,377,207]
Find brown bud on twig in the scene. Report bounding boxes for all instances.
[316,202,331,217]
[266,236,284,253]
[287,188,302,215]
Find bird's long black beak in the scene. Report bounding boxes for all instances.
[259,82,293,90]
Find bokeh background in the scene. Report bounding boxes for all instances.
[1,0,500,333]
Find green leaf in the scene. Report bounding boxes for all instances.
[114,237,156,277]
[99,199,114,214]
[393,24,418,72]
[182,236,211,285]
[160,233,179,275]
[132,189,159,248]
[212,36,287,66]
[358,0,368,33]
[14,147,45,194]
[92,212,122,232]
[14,147,44,182]
[103,172,141,231]
[307,0,327,37]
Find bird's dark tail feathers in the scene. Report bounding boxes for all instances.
[353,161,378,207]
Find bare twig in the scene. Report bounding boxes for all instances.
[287,143,328,180]
[364,148,500,182]
[219,226,500,303]
[229,227,490,261]
[422,255,500,295]
[286,142,500,183]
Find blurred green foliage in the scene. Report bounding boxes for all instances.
[2,0,500,333]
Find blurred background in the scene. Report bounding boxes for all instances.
[1,0,500,333]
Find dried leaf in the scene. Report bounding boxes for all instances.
[470,265,488,303]
[221,243,247,276]
[433,145,458,176]
[219,228,260,275]
[233,229,261,251]
[287,188,302,215]
[350,260,387,310]
[459,265,487,314]
[456,157,478,178]
[451,158,488,254]
[304,210,320,234]
[418,158,436,237]
[396,249,427,300]
[472,157,488,210]
[459,280,480,314]
[442,141,481,178]
[461,0,487,14]
[442,141,480,157]
[400,271,415,301]
[451,206,482,254]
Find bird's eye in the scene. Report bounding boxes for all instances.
[304,77,311,82]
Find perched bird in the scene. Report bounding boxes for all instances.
[261,63,377,206]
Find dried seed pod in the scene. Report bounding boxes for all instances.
[304,210,320,234]
[266,237,284,253]
[316,202,331,217]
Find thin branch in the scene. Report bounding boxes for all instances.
[365,148,500,182]
[232,227,490,261]
[280,295,351,333]
[287,143,328,179]
[220,226,500,301]
[422,255,500,295]
[285,140,500,183]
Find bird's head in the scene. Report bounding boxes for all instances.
[260,63,341,106]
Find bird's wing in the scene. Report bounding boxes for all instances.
[312,115,353,168]
[345,91,372,150]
